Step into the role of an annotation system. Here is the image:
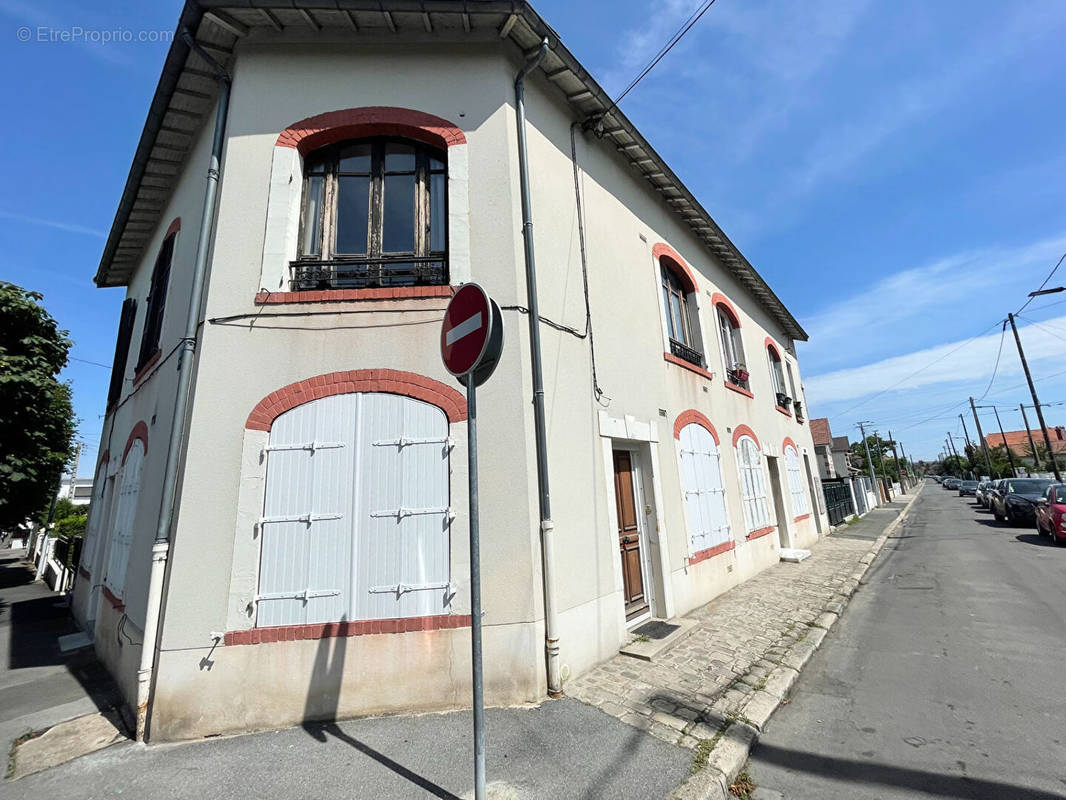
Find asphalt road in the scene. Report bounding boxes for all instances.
[749,482,1066,800]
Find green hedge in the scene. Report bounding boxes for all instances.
[52,513,87,570]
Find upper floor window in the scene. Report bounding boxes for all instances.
[294,138,447,291]
[767,343,789,409]
[107,298,137,409]
[661,264,703,367]
[717,305,748,389]
[137,234,175,371]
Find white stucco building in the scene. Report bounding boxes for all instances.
[73,0,827,742]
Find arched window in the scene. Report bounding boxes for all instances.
[767,343,789,408]
[662,265,702,366]
[105,439,145,598]
[678,422,731,555]
[294,138,447,290]
[137,232,176,370]
[784,444,809,516]
[716,303,747,389]
[79,457,110,571]
[257,392,451,628]
[736,435,771,532]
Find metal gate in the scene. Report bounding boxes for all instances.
[822,480,854,526]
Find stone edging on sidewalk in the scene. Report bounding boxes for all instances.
[669,485,924,800]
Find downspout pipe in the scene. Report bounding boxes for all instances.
[514,37,562,698]
[135,29,231,741]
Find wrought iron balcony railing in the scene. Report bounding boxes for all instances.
[289,255,448,291]
[669,338,705,369]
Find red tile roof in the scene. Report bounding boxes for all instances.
[810,417,832,447]
[984,427,1066,457]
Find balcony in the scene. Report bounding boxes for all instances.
[290,255,447,291]
[668,338,705,369]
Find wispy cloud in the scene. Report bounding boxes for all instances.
[0,210,105,238]
[799,235,1066,372]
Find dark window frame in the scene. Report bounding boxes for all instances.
[108,298,138,409]
[136,233,175,371]
[661,264,704,367]
[717,305,748,389]
[293,137,448,290]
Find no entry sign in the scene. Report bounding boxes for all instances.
[441,283,503,387]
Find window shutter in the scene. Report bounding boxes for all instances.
[679,424,731,554]
[105,440,144,597]
[107,299,137,408]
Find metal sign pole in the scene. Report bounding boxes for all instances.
[466,373,486,800]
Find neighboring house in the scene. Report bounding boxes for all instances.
[57,477,94,507]
[984,426,1066,466]
[831,436,853,478]
[810,418,836,480]
[72,0,827,742]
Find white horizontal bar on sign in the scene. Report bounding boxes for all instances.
[259,512,343,525]
[445,311,482,346]
[369,507,455,520]
[368,582,453,595]
[254,588,341,602]
[263,441,345,453]
[372,436,454,448]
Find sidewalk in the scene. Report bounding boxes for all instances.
[2,489,918,797]
[0,548,123,771]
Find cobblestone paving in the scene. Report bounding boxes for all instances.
[568,532,883,749]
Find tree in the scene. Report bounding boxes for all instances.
[0,282,76,531]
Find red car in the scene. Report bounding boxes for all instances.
[1035,483,1066,545]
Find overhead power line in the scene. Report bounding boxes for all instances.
[1016,247,1066,314]
[974,321,1007,402]
[68,356,112,369]
[602,0,719,115]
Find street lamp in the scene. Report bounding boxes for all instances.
[1028,287,1065,297]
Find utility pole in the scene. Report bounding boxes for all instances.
[1008,313,1062,481]
[947,432,961,477]
[958,415,975,478]
[874,430,891,499]
[66,441,82,503]
[899,440,912,487]
[1020,403,1041,473]
[990,406,1018,478]
[888,430,905,490]
[857,422,879,501]
[969,398,994,479]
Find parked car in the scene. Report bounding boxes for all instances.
[975,480,993,507]
[990,478,1052,524]
[1035,484,1066,545]
[943,478,960,490]
[957,480,979,497]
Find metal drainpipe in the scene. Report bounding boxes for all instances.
[135,29,231,742]
[514,37,562,698]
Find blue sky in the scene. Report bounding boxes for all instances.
[2,0,1065,474]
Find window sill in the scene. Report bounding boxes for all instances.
[102,585,125,610]
[255,287,454,304]
[132,349,161,386]
[793,513,811,523]
[775,405,793,418]
[225,613,473,645]
[724,382,754,399]
[663,352,713,381]
[687,540,735,565]
[746,526,775,541]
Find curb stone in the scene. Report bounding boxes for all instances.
[667,484,923,800]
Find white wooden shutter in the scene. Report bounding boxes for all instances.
[737,437,771,531]
[785,446,808,515]
[80,463,109,569]
[257,395,354,627]
[358,393,451,620]
[105,440,144,597]
[679,423,731,554]
[257,392,451,628]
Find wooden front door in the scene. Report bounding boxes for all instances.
[613,450,647,620]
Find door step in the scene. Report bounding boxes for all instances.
[620,617,698,662]
[779,548,811,563]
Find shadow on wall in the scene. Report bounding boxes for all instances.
[299,625,459,798]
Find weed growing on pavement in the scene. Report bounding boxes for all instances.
[729,769,756,798]
[691,721,731,774]
[846,515,860,525]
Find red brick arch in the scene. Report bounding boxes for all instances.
[711,293,741,327]
[732,424,760,450]
[122,422,148,464]
[276,107,467,156]
[164,217,181,238]
[765,337,782,361]
[782,436,799,455]
[673,410,720,445]
[652,243,698,294]
[245,370,467,432]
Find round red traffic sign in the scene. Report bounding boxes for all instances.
[441,283,503,384]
